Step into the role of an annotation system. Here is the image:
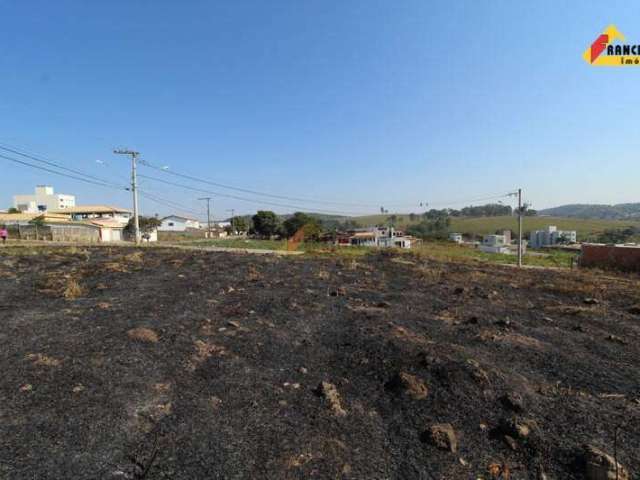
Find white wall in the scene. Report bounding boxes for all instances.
[159,217,187,231]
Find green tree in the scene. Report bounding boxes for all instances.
[252,210,280,238]
[282,212,322,240]
[230,216,248,234]
[7,207,20,214]
[124,216,161,236]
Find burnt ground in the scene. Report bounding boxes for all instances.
[0,247,639,480]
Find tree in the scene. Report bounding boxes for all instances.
[387,214,398,226]
[7,207,20,214]
[124,216,161,237]
[282,212,322,240]
[252,210,280,238]
[230,216,248,234]
[408,213,417,222]
[406,214,451,240]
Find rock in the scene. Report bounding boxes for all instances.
[499,391,525,413]
[127,327,159,343]
[453,286,466,295]
[316,381,347,417]
[628,305,640,315]
[584,297,600,305]
[227,320,241,328]
[488,462,510,479]
[494,319,512,328]
[386,372,428,400]
[582,444,629,480]
[426,423,458,453]
[503,435,518,451]
[498,416,537,440]
[606,334,626,345]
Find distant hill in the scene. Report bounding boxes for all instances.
[539,203,640,220]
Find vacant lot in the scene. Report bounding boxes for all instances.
[1,247,639,479]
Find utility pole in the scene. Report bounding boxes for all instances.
[198,197,212,237]
[517,188,523,268]
[227,209,235,235]
[114,149,141,244]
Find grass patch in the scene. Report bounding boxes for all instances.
[180,238,290,251]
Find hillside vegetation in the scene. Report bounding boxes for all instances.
[350,214,640,240]
[539,203,640,219]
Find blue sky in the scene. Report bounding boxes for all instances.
[1,0,639,219]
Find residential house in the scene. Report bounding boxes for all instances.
[0,213,39,226]
[345,227,414,249]
[13,185,75,213]
[49,205,132,225]
[449,233,463,244]
[158,215,202,231]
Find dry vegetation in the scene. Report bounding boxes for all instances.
[0,246,639,479]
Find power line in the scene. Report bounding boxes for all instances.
[0,153,128,191]
[423,193,514,208]
[137,173,369,216]
[139,159,404,209]
[0,144,124,189]
[138,189,205,217]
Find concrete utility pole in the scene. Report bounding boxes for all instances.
[198,197,212,237]
[114,149,141,244]
[517,188,523,268]
[227,209,235,235]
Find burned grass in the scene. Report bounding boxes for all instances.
[0,247,639,479]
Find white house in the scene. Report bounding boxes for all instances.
[478,234,511,254]
[13,185,75,213]
[349,227,413,249]
[449,233,463,244]
[49,205,132,225]
[158,215,202,231]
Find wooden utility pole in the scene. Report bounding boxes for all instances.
[114,149,140,244]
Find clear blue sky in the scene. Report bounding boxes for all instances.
[1,0,639,219]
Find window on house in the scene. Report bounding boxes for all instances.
[168,222,174,226]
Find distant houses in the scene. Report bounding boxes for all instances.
[529,225,577,248]
[13,185,75,213]
[0,212,126,242]
[331,227,415,249]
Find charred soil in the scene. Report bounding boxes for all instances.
[0,247,639,479]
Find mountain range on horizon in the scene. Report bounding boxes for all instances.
[539,203,640,220]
